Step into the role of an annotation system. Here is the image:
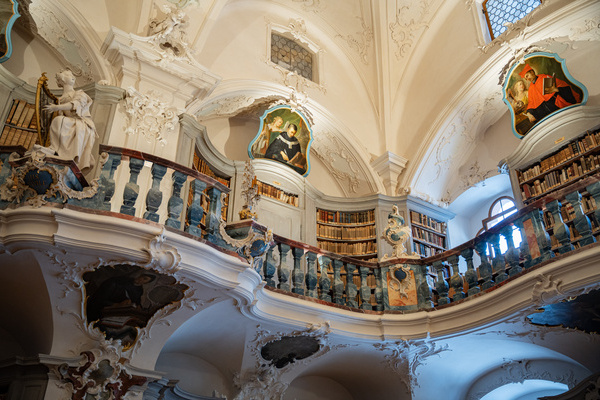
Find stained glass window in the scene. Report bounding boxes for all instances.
[270,33,313,81]
[482,0,542,39]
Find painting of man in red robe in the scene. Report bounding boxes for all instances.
[504,53,586,138]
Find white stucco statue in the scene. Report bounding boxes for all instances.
[43,69,97,172]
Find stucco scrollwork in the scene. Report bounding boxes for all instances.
[52,347,146,400]
[389,1,432,59]
[123,87,179,145]
[0,150,101,207]
[569,16,600,42]
[311,131,362,194]
[374,339,449,395]
[143,229,182,274]
[291,0,325,13]
[148,4,194,64]
[28,2,95,83]
[337,16,373,65]
[531,274,565,306]
[460,160,495,192]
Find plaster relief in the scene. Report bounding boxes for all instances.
[123,87,179,145]
[389,1,432,60]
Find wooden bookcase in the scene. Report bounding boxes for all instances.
[0,99,38,149]
[316,208,377,260]
[516,127,600,205]
[409,210,448,258]
[190,150,230,222]
[257,180,299,207]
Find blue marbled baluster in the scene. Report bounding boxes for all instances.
[448,254,464,302]
[546,200,573,254]
[417,264,434,309]
[120,157,144,216]
[143,163,167,222]
[185,179,206,237]
[332,259,345,305]
[319,256,332,302]
[278,243,291,292]
[489,232,508,283]
[264,245,277,287]
[565,190,595,247]
[461,247,480,296]
[433,260,450,305]
[305,252,318,298]
[165,171,187,229]
[291,247,305,295]
[359,266,372,310]
[374,267,384,311]
[205,187,224,244]
[586,181,600,236]
[513,216,533,270]
[474,239,494,290]
[345,263,358,308]
[500,224,521,277]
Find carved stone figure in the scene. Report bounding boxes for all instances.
[42,69,98,172]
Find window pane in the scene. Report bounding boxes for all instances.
[483,0,542,39]
[271,33,313,81]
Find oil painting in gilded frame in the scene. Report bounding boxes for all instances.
[248,105,314,177]
[503,52,587,139]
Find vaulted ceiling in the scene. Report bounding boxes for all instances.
[8,0,599,205]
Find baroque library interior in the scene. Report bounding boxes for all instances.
[0,1,599,400]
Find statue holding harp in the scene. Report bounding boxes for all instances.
[34,69,98,173]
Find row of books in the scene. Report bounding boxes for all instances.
[317,209,375,225]
[521,160,592,202]
[518,129,600,182]
[543,197,598,230]
[316,240,377,256]
[412,242,444,258]
[316,224,376,240]
[0,99,38,149]
[412,226,446,248]
[257,180,299,207]
[192,152,231,188]
[409,210,447,234]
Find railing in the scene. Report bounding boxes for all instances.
[1,145,598,313]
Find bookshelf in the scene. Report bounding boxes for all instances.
[516,127,600,205]
[0,99,38,149]
[542,190,599,251]
[409,210,448,258]
[189,150,230,223]
[257,180,299,207]
[316,209,377,259]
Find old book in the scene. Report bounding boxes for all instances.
[543,73,556,95]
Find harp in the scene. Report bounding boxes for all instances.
[35,72,59,147]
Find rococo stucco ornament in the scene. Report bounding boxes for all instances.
[52,348,146,400]
[238,160,260,221]
[0,150,102,207]
[389,1,433,60]
[380,205,417,260]
[148,4,194,64]
[374,339,449,395]
[123,87,179,145]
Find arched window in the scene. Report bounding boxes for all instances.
[478,196,521,254]
[482,0,542,40]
